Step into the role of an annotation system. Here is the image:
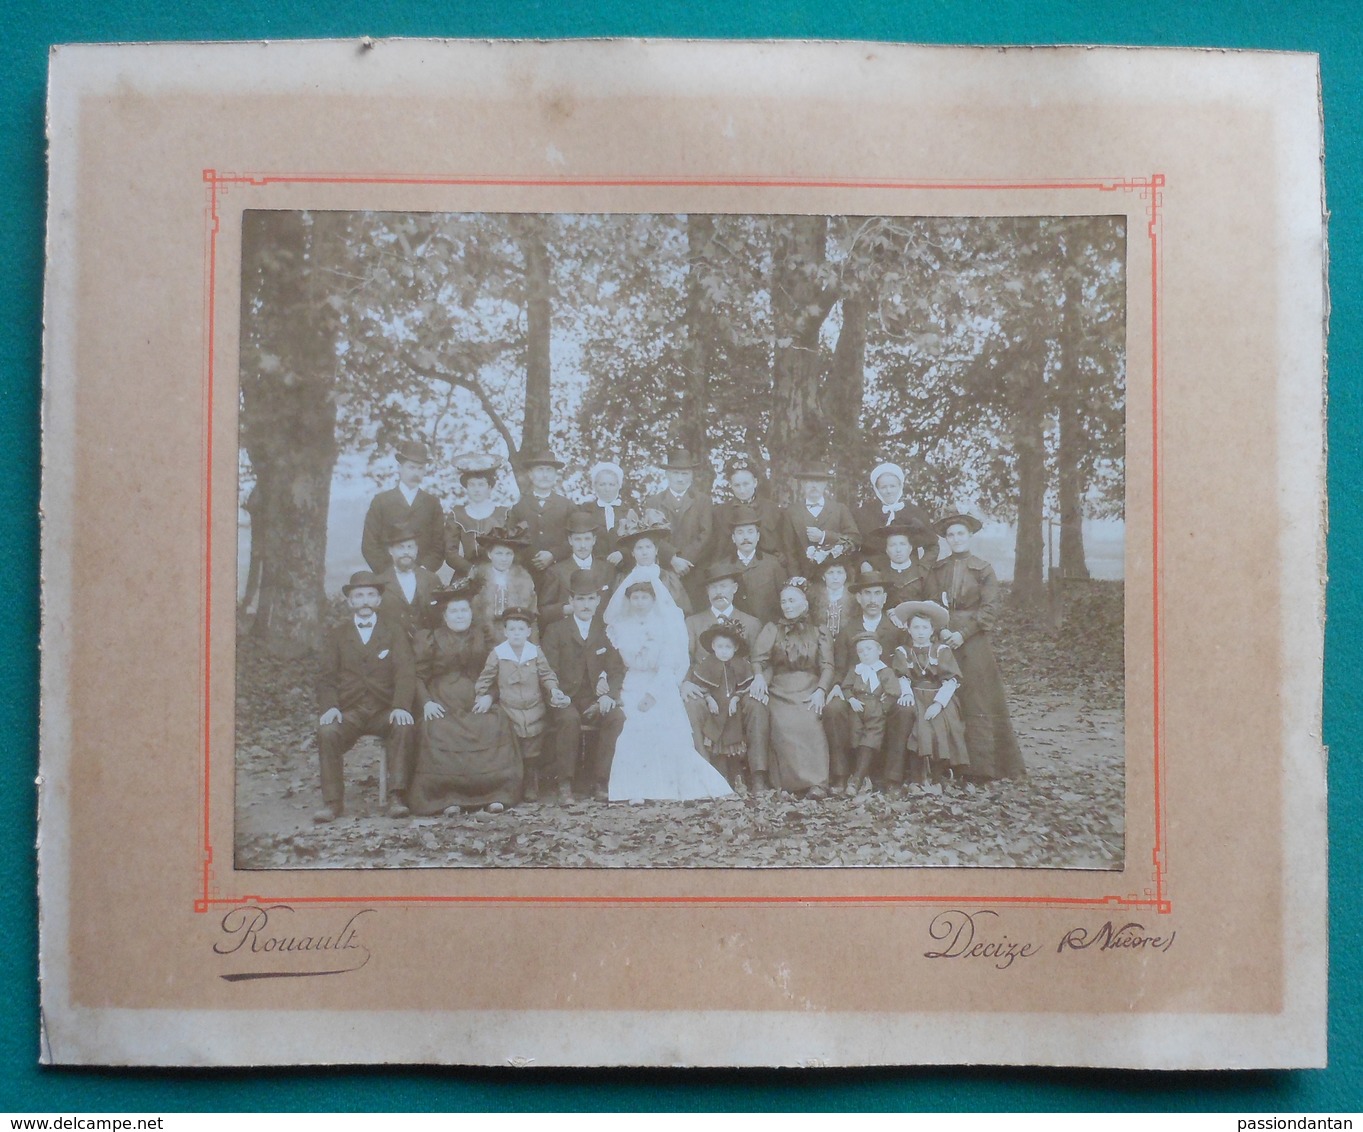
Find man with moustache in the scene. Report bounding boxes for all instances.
[361,439,446,575]
[707,452,799,573]
[830,571,918,791]
[314,570,418,822]
[644,446,714,591]
[721,505,788,627]
[681,562,770,790]
[374,521,441,639]
[862,520,935,609]
[540,570,626,802]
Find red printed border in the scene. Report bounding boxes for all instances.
[198,171,1166,914]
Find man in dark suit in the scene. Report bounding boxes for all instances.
[506,448,575,594]
[860,521,934,610]
[828,571,917,790]
[644,446,714,597]
[540,570,626,802]
[706,452,799,573]
[681,562,769,789]
[361,440,446,574]
[784,465,860,570]
[541,512,615,627]
[720,504,789,627]
[314,571,418,822]
[374,521,441,639]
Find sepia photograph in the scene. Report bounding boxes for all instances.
[233,209,1127,871]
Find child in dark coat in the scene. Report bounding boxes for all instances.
[838,630,903,795]
[687,619,755,788]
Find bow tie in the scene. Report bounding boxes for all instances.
[356,619,375,629]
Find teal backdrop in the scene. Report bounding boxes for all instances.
[3,0,1357,1111]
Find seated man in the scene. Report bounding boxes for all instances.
[314,570,417,822]
[682,562,770,791]
[540,570,626,802]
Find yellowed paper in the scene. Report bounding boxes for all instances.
[39,39,1326,1068]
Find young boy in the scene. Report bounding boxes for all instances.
[361,439,446,574]
[314,570,417,822]
[688,619,756,789]
[837,630,903,795]
[474,607,572,802]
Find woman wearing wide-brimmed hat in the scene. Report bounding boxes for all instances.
[407,576,521,815]
[444,453,510,573]
[469,524,539,641]
[612,508,693,615]
[926,513,1025,780]
[890,599,971,787]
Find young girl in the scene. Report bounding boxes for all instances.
[811,558,857,641]
[838,631,902,795]
[474,607,571,802]
[891,600,970,788]
[688,620,756,788]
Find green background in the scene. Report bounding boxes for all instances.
[3,0,1357,1112]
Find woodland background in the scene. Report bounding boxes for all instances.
[238,211,1127,656]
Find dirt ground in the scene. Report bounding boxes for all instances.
[233,582,1126,872]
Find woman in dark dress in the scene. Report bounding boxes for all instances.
[407,579,522,815]
[929,513,1026,780]
[750,578,833,796]
[444,456,510,573]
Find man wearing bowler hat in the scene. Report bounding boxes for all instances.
[541,511,615,627]
[783,464,860,569]
[361,439,446,575]
[314,570,418,822]
[705,452,800,573]
[540,569,626,802]
[644,446,714,589]
[374,519,441,639]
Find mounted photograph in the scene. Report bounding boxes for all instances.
[233,209,1127,871]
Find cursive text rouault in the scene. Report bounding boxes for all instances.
[213,904,374,980]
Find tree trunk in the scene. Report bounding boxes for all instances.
[682,213,716,487]
[827,293,869,497]
[519,215,552,460]
[1010,342,1047,610]
[238,210,342,657]
[1056,247,1091,580]
[768,215,836,500]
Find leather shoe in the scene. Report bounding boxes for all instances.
[387,796,411,818]
[312,803,343,824]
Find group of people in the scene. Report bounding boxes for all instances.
[309,440,1026,823]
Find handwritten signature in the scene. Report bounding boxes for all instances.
[213,904,374,981]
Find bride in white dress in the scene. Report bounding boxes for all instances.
[604,565,735,803]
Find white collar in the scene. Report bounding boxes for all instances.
[494,640,539,662]
[736,551,755,565]
[855,660,888,683]
[710,605,734,619]
[573,617,594,636]
[572,554,594,568]
[862,614,882,629]
[805,499,825,514]
[398,482,419,505]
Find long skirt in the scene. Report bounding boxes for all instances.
[953,633,1026,779]
[909,686,971,770]
[765,669,830,792]
[407,675,522,812]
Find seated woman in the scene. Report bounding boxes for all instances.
[750,578,833,797]
[929,513,1026,780]
[444,455,510,573]
[469,524,538,640]
[604,569,734,804]
[406,578,521,816]
[613,509,692,615]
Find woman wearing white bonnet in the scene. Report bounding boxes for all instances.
[854,459,938,571]
[577,460,637,566]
